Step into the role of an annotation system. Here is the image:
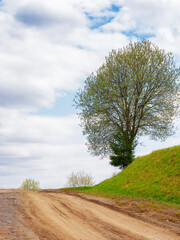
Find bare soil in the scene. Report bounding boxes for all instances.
[0,189,179,240]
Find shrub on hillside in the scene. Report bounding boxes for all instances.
[66,171,95,187]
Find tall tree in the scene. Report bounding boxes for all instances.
[74,40,180,168]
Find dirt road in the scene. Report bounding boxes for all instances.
[0,190,179,240]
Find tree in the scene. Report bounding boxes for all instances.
[74,40,180,168]
[66,171,95,187]
[20,178,40,190]
[109,133,137,169]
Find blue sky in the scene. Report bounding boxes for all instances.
[0,0,180,189]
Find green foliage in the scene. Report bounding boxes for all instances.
[74,40,180,168]
[66,171,95,187]
[110,134,137,168]
[20,178,40,190]
[82,146,180,204]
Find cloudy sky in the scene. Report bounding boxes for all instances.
[0,0,180,189]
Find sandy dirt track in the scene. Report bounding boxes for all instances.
[0,190,179,240]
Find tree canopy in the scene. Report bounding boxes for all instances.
[74,40,180,168]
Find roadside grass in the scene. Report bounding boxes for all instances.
[61,188,180,225]
[61,146,180,224]
[73,146,180,204]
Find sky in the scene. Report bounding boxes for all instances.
[0,0,180,189]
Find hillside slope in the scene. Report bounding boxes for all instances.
[87,146,180,204]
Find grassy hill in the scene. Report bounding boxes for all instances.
[74,146,180,204]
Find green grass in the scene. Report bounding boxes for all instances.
[66,146,180,204]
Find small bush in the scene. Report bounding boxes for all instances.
[66,171,95,187]
[20,178,40,190]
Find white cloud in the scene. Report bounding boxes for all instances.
[15,1,85,29]
[0,0,130,112]
[0,109,81,144]
[0,109,114,188]
[102,0,180,60]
